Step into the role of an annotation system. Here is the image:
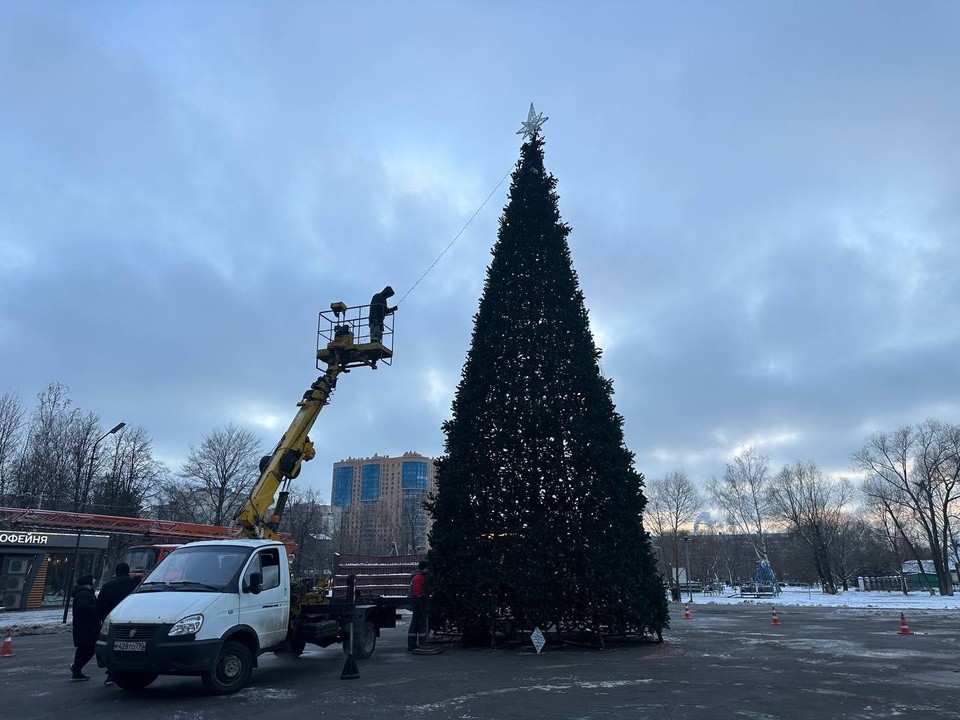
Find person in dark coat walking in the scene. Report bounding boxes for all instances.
[96,562,141,684]
[96,562,140,623]
[368,286,397,344]
[70,574,99,681]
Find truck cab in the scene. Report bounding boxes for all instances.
[121,544,181,578]
[96,539,290,694]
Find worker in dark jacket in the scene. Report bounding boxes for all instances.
[368,286,397,344]
[96,562,141,685]
[96,562,140,622]
[70,575,99,681]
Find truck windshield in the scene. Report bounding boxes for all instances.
[139,546,252,592]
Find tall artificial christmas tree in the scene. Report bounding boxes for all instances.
[427,106,668,644]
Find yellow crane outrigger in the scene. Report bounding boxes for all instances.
[233,299,395,542]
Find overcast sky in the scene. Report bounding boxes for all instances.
[2,2,959,505]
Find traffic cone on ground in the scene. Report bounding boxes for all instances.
[0,629,13,658]
[771,607,781,626]
[682,604,692,620]
[898,612,912,635]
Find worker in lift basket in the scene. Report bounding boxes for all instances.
[368,285,397,344]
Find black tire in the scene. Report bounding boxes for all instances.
[112,669,158,691]
[342,619,377,661]
[201,641,254,695]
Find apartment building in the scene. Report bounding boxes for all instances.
[331,451,436,555]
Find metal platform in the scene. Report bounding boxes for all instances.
[316,301,394,369]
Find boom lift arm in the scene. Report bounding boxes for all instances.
[233,300,395,540]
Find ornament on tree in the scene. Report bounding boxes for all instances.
[517,102,549,139]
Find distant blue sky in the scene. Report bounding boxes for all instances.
[2,2,958,501]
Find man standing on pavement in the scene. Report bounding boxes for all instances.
[96,562,141,684]
[407,561,429,651]
[69,574,99,681]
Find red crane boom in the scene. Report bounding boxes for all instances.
[0,505,245,541]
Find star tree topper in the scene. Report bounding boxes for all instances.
[517,103,548,139]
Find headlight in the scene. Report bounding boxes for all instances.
[100,615,111,636]
[168,614,203,636]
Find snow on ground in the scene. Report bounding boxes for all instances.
[0,607,72,634]
[1,587,957,635]
[690,585,960,611]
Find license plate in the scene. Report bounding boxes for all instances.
[114,640,146,652]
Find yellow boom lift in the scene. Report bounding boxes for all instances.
[233,298,395,561]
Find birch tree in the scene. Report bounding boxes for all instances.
[709,447,774,564]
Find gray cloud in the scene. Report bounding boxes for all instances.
[2,3,958,502]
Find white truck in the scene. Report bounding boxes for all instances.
[96,300,401,694]
[95,539,400,694]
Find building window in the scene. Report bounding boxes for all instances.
[332,466,354,508]
[401,461,428,491]
[361,464,381,501]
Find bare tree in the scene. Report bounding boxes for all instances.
[91,426,168,517]
[0,390,25,502]
[830,511,873,591]
[157,479,212,524]
[362,499,403,555]
[331,507,360,555]
[15,382,76,509]
[280,488,333,578]
[644,470,703,586]
[65,411,102,512]
[179,424,262,526]
[400,490,429,553]
[853,420,959,596]
[768,460,851,594]
[857,497,913,593]
[709,447,774,566]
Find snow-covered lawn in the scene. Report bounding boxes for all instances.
[687,584,960,611]
[1,607,72,634]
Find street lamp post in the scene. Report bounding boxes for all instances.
[682,533,692,603]
[79,422,126,514]
[62,421,125,623]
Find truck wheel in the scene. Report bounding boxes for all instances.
[202,641,253,695]
[342,619,376,660]
[112,669,158,691]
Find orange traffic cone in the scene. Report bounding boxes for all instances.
[771,607,781,626]
[0,629,13,658]
[898,612,912,635]
[682,604,692,620]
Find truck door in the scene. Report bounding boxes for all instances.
[239,547,289,649]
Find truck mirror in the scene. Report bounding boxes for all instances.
[246,572,263,595]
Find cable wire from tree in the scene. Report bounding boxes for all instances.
[397,168,511,306]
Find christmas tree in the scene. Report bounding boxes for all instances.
[427,107,667,644]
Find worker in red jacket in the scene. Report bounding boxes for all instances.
[407,561,429,651]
